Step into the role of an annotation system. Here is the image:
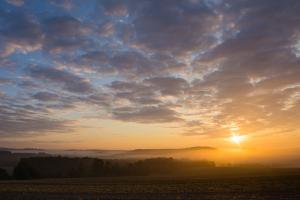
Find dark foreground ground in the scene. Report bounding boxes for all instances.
[0,175,300,200]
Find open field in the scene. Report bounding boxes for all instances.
[1,175,300,200]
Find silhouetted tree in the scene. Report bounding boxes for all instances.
[0,168,10,180]
[13,157,215,179]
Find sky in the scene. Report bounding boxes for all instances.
[0,0,300,151]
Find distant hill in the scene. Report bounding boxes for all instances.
[127,146,215,154]
[129,146,216,153]
[0,146,217,160]
[0,147,45,151]
[60,146,217,159]
[113,146,217,159]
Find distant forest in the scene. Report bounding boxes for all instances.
[0,168,10,180]
[12,157,215,179]
[2,150,300,180]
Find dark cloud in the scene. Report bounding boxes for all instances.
[201,0,300,76]
[44,16,88,37]
[0,100,71,136]
[76,51,114,73]
[17,80,39,89]
[110,51,156,76]
[33,92,59,101]
[0,115,70,136]
[101,0,128,16]
[106,77,190,123]
[0,78,11,85]
[80,51,109,65]
[77,50,185,77]
[112,105,182,123]
[115,92,161,105]
[76,50,180,77]
[43,16,92,54]
[98,21,115,37]
[144,77,189,96]
[109,80,158,105]
[108,76,189,108]
[125,0,220,56]
[27,65,94,93]
[0,11,43,57]
[0,12,93,57]
[46,37,93,54]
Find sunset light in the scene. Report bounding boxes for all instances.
[0,0,300,198]
[230,134,247,146]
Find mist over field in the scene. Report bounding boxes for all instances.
[2,146,300,168]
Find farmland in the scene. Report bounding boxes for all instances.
[1,175,300,200]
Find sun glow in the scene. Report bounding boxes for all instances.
[230,134,247,146]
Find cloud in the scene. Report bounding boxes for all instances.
[125,0,221,56]
[101,0,128,16]
[6,0,24,6]
[108,77,189,108]
[144,77,188,96]
[17,80,39,89]
[110,51,157,76]
[98,21,115,37]
[109,80,158,106]
[43,16,92,54]
[112,105,182,123]
[1,0,300,138]
[0,99,71,136]
[183,128,231,137]
[83,94,112,107]
[76,50,186,77]
[0,78,11,85]
[0,115,70,136]
[75,50,178,77]
[76,51,113,73]
[27,65,94,93]
[0,11,43,57]
[0,13,92,57]
[44,16,89,37]
[49,0,73,10]
[106,77,190,124]
[180,0,300,136]
[33,92,59,101]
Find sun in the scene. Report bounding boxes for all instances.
[230,134,247,146]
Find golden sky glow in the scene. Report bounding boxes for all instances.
[0,0,299,165]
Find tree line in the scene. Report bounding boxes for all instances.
[11,157,215,179]
[0,168,10,180]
